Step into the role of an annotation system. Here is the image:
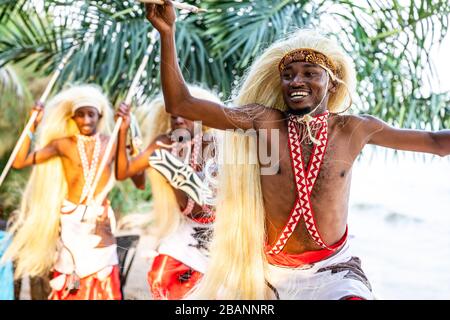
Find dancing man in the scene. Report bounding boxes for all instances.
[145,1,450,300]
[116,86,219,299]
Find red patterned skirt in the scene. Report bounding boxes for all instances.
[49,265,122,300]
[147,254,202,300]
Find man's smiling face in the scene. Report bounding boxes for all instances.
[280,61,333,116]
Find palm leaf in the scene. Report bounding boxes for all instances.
[202,0,316,68]
[202,0,450,129]
[1,0,449,126]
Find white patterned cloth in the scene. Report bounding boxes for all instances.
[156,219,213,274]
[267,243,374,300]
[50,200,118,291]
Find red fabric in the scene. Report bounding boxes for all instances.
[266,227,348,267]
[49,265,122,300]
[147,254,202,300]
[188,212,215,224]
[269,113,330,254]
[345,296,365,300]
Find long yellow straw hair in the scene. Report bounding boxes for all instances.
[135,85,221,241]
[188,29,356,299]
[2,84,114,278]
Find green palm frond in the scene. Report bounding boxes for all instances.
[176,14,231,95]
[0,0,27,24]
[202,0,450,129]
[0,0,449,127]
[0,0,231,104]
[330,0,450,128]
[0,5,75,75]
[203,0,317,68]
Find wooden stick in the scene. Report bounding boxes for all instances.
[0,47,77,188]
[138,0,207,13]
[39,46,77,103]
[87,29,160,203]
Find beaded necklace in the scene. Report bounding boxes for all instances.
[172,133,202,215]
[76,133,101,204]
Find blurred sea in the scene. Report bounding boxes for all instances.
[348,146,450,300]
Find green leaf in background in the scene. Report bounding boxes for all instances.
[1,0,449,219]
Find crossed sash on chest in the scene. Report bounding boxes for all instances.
[268,111,333,255]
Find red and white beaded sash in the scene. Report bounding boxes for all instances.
[268,112,330,255]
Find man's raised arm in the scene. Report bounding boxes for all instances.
[12,104,60,169]
[145,1,258,131]
[115,103,155,184]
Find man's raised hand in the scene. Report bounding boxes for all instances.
[116,102,131,131]
[31,102,44,130]
[144,0,177,34]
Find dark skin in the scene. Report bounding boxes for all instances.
[12,105,145,246]
[12,105,145,203]
[146,1,450,254]
[115,103,209,216]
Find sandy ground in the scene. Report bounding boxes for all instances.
[119,232,156,300]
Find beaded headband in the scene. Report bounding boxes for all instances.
[278,48,338,78]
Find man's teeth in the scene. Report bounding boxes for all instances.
[290,92,309,98]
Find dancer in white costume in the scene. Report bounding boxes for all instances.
[116,86,220,299]
[3,84,144,300]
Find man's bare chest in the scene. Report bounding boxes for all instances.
[261,130,355,206]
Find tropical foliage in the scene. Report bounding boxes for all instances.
[1,0,449,217]
[1,0,449,122]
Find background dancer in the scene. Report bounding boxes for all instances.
[3,84,143,300]
[116,86,219,299]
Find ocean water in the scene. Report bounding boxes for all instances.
[348,147,450,300]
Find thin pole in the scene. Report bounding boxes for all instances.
[87,29,159,203]
[0,47,77,187]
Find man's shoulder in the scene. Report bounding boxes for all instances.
[47,136,76,157]
[52,136,75,146]
[331,113,371,126]
[240,103,285,128]
[330,113,382,137]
